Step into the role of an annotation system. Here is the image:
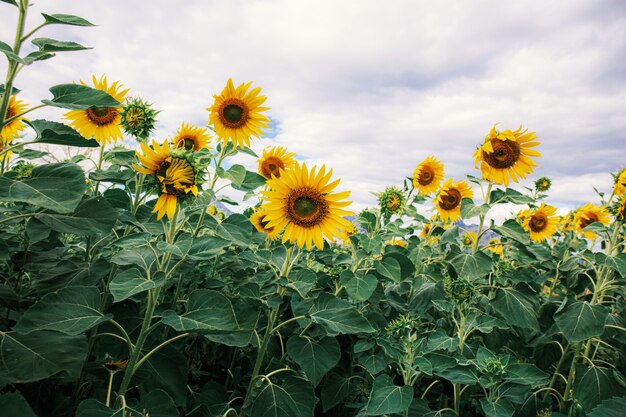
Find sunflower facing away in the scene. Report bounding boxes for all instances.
[260,162,354,250]
[250,208,281,240]
[258,146,296,179]
[573,203,611,239]
[1,95,28,141]
[474,124,540,186]
[413,156,445,195]
[460,231,477,247]
[434,178,474,222]
[613,169,626,197]
[521,204,558,243]
[133,140,199,220]
[172,122,211,151]
[207,78,270,149]
[65,75,129,145]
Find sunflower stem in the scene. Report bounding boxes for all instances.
[472,182,493,254]
[193,144,229,237]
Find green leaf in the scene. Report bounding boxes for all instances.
[221,164,246,186]
[111,247,156,271]
[491,287,539,332]
[76,389,178,417]
[489,188,534,205]
[22,50,55,65]
[27,119,99,147]
[42,13,96,26]
[555,301,609,343]
[340,270,377,302]
[89,167,134,183]
[139,346,188,407]
[287,268,317,298]
[250,376,315,417]
[43,84,120,110]
[321,373,354,412]
[14,148,49,159]
[1,0,18,7]
[0,392,37,417]
[588,396,626,417]
[0,162,85,213]
[0,40,23,63]
[231,170,267,192]
[31,37,90,52]
[573,365,626,411]
[296,293,374,335]
[13,286,111,335]
[365,374,413,415]
[426,329,458,352]
[505,363,550,388]
[34,196,117,235]
[109,269,165,302]
[0,330,87,383]
[448,250,492,279]
[287,336,340,386]
[603,253,626,276]
[480,398,515,417]
[461,199,489,219]
[493,219,530,244]
[374,256,401,282]
[189,235,231,259]
[436,364,479,384]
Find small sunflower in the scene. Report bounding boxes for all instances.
[207,78,270,149]
[250,209,281,240]
[434,178,473,222]
[473,124,540,186]
[258,145,296,179]
[522,203,558,242]
[120,97,158,141]
[460,231,477,247]
[339,223,358,244]
[261,162,354,250]
[419,222,439,245]
[557,213,575,234]
[172,122,211,151]
[64,75,129,145]
[516,209,531,225]
[535,177,552,192]
[413,156,445,195]
[615,195,626,222]
[379,187,405,219]
[386,238,408,248]
[208,204,217,216]
[573,203,611,239]
[487,237,504,257]
[1,95,28,141]
[133,140,200,220]
[613,169,626,197]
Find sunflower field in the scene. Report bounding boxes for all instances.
[1,2,626,417]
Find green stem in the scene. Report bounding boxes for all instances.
[0,0,28,127]
[561,342,582,409]
[0,139,37,158]
[193,144,229,237]
[472,182,493,254]
[1,103,47,127]
[135,332,191,369]
[93,145,106,195]
[0,212,36,224]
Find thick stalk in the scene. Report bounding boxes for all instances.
[193,144,229,237]
[561,342,582,409]
[0,0,28,124]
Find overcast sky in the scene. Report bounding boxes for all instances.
[2,0,625,219]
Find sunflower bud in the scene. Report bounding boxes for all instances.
[483,357,506,377]
[534,176,551,192]
[121,97,159,142]
[378,187,405,219]
[444,277,476,305]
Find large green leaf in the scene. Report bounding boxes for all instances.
[0,392,37,417]
[374,256,401,283]
[448,250,492,279]
[34,197,117,235]
[321,373,355,412]
[505,363,550,388]
[365,374,413,415]
[109,269,165,302]
[138,345,188,407]
[287,336,340,386]
[0,162,85,213]
[480,398,515,417]
[295,293,374,336]
[1,0,18,7]
[32,37,90,52]
[340,270,377,302]
[493,219,530,244]
[188,235,231,259]
[555,301,609,343]
[0,330,87,383]
[26,119,99,147]
[491,287,539,332]
[249,376,315,417]
[13,286,111,335]
[42,84,120,110]
[588,396,626,417]
[76,389,178,417]
[573,365,626,411]
[0,40,23,63]
[42,13,95,26]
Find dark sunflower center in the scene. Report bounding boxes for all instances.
[223,105,243,123]
[182,138,195,150]
[579,213,598,229]
[261,156,285,179]
[86,107,117,126]
[418,167,434,186]
[529,214,547,232]
[482,139,521,169]
[294,197,317,217]
[439,188,462,210]
[286,187,329,228]
[218,98,249,129]
[6,106,15,118]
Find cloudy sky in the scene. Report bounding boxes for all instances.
[2,0,625,219]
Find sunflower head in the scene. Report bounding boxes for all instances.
[379,187,406,219]
[120,97,158,141]
[444,277,476,305]
[413,156,445,195]
[434,178,474,222]
[612,169,626,197]
[207,78,270,149]
[172,122,211,151]
[208,204,217,216]
[522,203,558,243]
[250,208,281,240]
[487,238,504,257]
[260,162,354,250]
[339,223,358,244]
[257,146,296,179]
[386,238,408,248]
[535,176,552,192]
[1,95,28,141]
[473,124,540,187]
[573,203,611,238]
[64,75,128,145]
[460,231,477,247]
[615,195,626,222]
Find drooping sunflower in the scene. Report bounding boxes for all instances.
[257,146,296,179]
[379,187,405,219]
[261,162,354,250]
[573,203,611,239]
[613,169,626,197]
[522,203,558,242]
[1,95,28,141]
[64,75,129,145]
[172,122,211,151]
[460,231,477,247]
[207,78,270,149]
[413,156,445,195]
[133,140,200,220]
[473,124,540,187]
[250,208,281,240]
[434,178,474,222]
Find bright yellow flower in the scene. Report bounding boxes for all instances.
[573,203,611,239]
[473,124,540,187]
[339,223,358,244]
[614,169,626,197]
[487,237,504,257]
[257,146,296,179]
[208,204,217,216]
[460,231,477,246]
[522,203,558,242]
[64,75,129,145]
[434,178,473,222]
[261,162,354,250]
[172,122,211,151]
[413,156,444,195]
[616,195,626,222]
[207,78,270,149]
[1,95,27,141]
[386,239,407,248]
[250,209,281,240]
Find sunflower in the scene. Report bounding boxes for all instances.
[535,177,552,192]
[133,140,199,220]
[573,203,611,239]
[487,237,504,257]
[613,169,626,197]
[260,162,354,250]
[379,187,405,219]
[434,178,473,222]
[207,78,270,149]
[616,195,626,222]
[64,75,129,145]
[250,209,281,240]
[386,238,408,248]
[172,122,211,151]
[419,220,439,245]
[1,95,28,141]
[339,223,358,244]
[120,97,158,141]
[473,124,540,187]
[521,204,558,242]
[208,204,217,216]
[460,231,477,247]
[413,156,444,195]
[258,146,295,179]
